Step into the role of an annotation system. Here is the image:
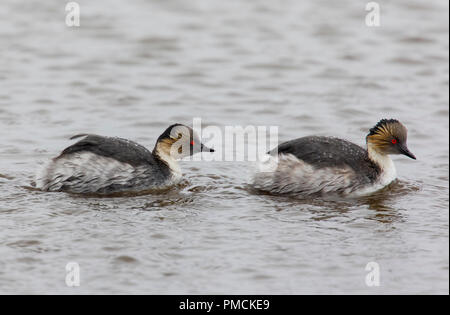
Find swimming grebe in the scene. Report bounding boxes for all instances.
[36,124,214,194]
[253,119,416,197]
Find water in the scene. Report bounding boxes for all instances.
[0,0,448,294]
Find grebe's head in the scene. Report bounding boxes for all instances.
[154,124,214,159]
[366,119,416,159]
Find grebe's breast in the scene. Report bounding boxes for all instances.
[36,135,177,194]
[254,136,387,197]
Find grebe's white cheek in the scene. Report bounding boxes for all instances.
[170,139,193,159]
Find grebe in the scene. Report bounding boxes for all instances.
[36,124,214,194]
[253,119,416,197]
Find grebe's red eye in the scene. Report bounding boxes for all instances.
[391,139,397,144]
[190,141,195,146]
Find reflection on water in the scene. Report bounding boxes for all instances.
[0,0,448,294]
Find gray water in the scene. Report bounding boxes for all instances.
[0,0,448,294]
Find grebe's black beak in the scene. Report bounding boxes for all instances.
[399,145,416,160]
[201,143,215,153]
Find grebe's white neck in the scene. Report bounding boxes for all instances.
[367,143,397,185]
[154,142,182,178]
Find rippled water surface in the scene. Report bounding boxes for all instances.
[0,0,448,294]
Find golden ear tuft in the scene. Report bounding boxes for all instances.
[368,119,400,137]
